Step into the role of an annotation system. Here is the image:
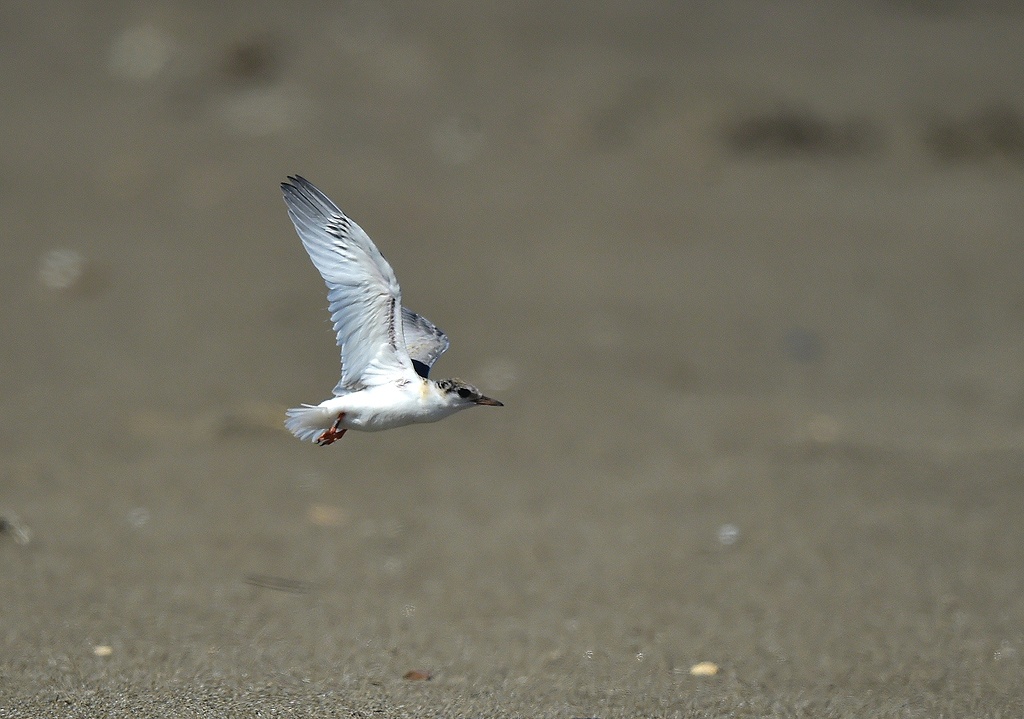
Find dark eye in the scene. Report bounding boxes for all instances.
[457,388,473,399]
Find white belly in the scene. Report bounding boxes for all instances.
[285,380,466,442]
[320,382,457,432]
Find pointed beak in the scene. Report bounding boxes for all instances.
[474,396,504,407]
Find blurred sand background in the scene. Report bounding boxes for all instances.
[2,1,1024,716]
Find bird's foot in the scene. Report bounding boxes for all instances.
[316,414,347,446]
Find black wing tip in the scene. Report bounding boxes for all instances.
[281,176,329,219]
[281,176,344,221]
[281,175,311,193]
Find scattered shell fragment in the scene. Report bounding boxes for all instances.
[0,514,32,545]
[994,639,1018,661]
[403,669,432,681]
[39,249,86,291]
[716,523,740,546]
[93,645,114,657]
[689,661,720,676]
[126,507,150,529]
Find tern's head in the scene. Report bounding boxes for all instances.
[435,378,503,408]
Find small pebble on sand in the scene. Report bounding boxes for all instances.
[689,661,720,676]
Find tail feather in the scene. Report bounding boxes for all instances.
[285,405,331,443]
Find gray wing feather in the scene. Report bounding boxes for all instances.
[401,307,450,378]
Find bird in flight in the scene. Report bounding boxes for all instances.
[281,176,503,445]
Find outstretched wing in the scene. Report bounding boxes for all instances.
[401,307,450,378]
[282,176,417,391]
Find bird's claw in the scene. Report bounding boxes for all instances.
[316,414,347,446]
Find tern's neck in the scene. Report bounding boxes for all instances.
[427,379,460,408]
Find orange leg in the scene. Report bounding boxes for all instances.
[316,413,347,446]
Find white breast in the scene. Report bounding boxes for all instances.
[322,380,458,432]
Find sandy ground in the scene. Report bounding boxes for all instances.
[2,1,1024,716]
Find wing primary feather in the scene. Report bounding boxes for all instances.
[401,307,450,377]
[282,176,417,390]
